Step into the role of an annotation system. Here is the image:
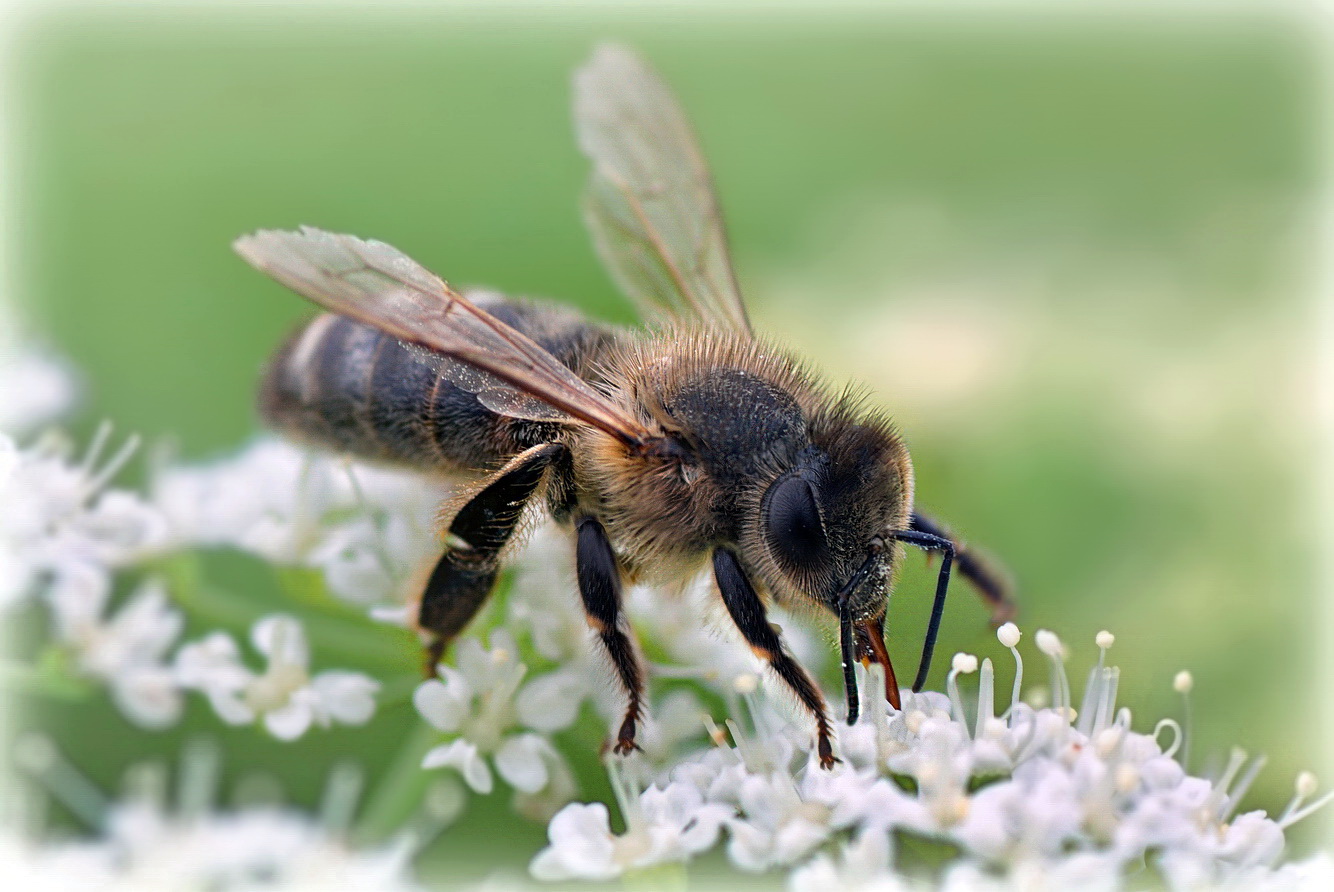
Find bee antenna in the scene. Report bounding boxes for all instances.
[890,529,956,692]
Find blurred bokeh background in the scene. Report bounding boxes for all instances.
[6,2,1327,875]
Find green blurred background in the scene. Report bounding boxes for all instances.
[8,3,1327,874]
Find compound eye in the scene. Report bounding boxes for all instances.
[763,474,829,572]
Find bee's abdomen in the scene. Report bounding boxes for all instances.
[259,298,616,472]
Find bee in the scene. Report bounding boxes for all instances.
[235,44,1013,768]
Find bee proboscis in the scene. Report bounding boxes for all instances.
[237,44,1013,768]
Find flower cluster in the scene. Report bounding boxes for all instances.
[152,438,447,608]
[8,735,458,891]
[2,351,385,739]
[529,628,1334,889]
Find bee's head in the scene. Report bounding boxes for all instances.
[740,408,914,713]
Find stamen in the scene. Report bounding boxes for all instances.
[1035,630,1072,722]
[974,658,995,740]
[725,719,759,771]
[1173,670,1194,771]
[291,452,318,557]
[1076,665,1103,737]
[1200,748,1249,825]
[864,663,891,763]
[701,715,732,751]
[230,772,284,809]
[399,778,467,860]
[318,760,365,835]
[1075,632,1117,736]
[79,420,112,476]
[85,432,141,498]
[1097,668,1120,735]
[14,734,108,830]
[1154,719,1184,760]
[1007,709,1040,763]
[947,653,977,727]
[176,738,221,821]
[1279,787,1334,830]
[996,623,1023,722]
[121,760,168,811]
[1078,662,1120,739]
[1280,771,1320,823]
[344,464,397,578]
[1095,631,1115,668]
[742,690,777,749]
[1222,754,1268,822]
[606,760,643,832]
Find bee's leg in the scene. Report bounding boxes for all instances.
[910,511,1016,626]
[574,517,644,755]
[712,548,838,770]
[418,443,566,676]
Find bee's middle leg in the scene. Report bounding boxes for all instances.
[575,516,645,756]
[418,443,566,676]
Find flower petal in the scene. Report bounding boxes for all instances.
[495,734,552,794]
[529,803,618,881]
[413,677,467,733]
[516,670,584,733]
[311,671,379,725]
[263,699,313,741]
[251,615,309,669]
[422,739,493,794]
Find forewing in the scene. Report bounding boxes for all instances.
[235,226,650,444]
[574,43,752,336]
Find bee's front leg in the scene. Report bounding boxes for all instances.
[712,548,838,770]
[418,443,566,676]
[575,516,645,756]
[909,511,1015,625]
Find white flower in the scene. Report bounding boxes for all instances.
[0,343,76,436]
[790,830,909,892]
[725,770,837,871]
[1,429,168,608]
[152,438,447,609]
[48,571,184,730]
[533,626,1331,886]
[530,767,730,881]
[10,736,433,891]
[415,630,578,810]
[174,615,379,739]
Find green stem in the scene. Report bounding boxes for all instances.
[354,718,441,843]
[0,657,94,701]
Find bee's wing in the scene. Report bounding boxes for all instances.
[235,227,652,445]
[574,44,752,337]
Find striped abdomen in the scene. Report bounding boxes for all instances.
[259,295,620,472]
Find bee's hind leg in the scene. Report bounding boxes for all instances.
[418,443,567,677]
[574,516,645,756]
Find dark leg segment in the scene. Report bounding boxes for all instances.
[910,511,1015,625]
[418,443,566,675]
[575,517,644,756]
[712,548,838,769]
[892,528,955,694]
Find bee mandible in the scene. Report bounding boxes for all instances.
[236,44,1014,768]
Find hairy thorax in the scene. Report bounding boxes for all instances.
[570,333,829,586]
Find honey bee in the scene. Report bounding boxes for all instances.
[236,44,1013,768]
